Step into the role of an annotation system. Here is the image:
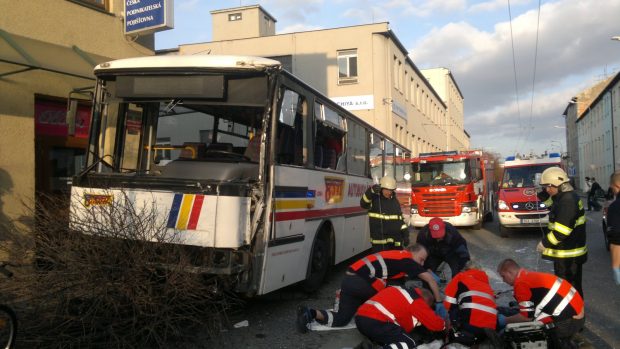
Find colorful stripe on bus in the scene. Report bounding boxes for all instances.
[167,194,205,230]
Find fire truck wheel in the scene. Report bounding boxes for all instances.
[301,237,330,293]
[484,211,494,222]
[499,225,511,238]
[472,207,483,230]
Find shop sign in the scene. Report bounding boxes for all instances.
[35,100,91,138]
[330,95,374,111]
[125,0,174,35]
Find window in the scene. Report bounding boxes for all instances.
[228,13,242,21]
[314,102,346,170]
[277,89,306,166]
[347,120,367,176]
[337,49,358,84]
[369,133,383,182]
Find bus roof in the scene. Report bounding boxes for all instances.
[94,55,282,73]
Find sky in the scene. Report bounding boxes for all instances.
[155,0,620,158]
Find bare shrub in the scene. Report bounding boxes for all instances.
[0,192,242,348]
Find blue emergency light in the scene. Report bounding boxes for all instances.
[549,153,561,158]
[505,156,516,161]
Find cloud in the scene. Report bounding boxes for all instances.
[262,0,323,22]
[384,0,467,17]
[411,0,620,155]
[278,24,324,34]
[341,6,390,23]
[468,0,531,13]
[177,0,200,11]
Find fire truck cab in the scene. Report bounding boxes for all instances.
[409,150,494,230]
[496,153,562,235]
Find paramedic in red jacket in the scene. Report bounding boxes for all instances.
[295,244,442,333]
[355,286,446,349]
[443,261,498,346]
[497,258,585,347]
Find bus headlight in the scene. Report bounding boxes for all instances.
[498,200,509,210]
[411,204,418,214]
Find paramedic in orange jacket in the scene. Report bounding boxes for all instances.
[497,258,585,346]
[443,261,498,346]
[295,244,442,333]
[355,286,446,349]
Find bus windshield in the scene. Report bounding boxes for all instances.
[87,73,270,181]
[501,164,557,188]
[411,160,471,186]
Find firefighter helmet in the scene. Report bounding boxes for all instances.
[379,176,397,190]
[540,167,569,187]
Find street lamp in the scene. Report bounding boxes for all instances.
[612,36,620,41]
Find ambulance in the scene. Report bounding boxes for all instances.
[496,153,562,235]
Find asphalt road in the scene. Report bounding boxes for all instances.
[197,209,619,349]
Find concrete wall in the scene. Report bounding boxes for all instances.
[179,17,465,157]
[0,0,153,223]
[211,5,275,41]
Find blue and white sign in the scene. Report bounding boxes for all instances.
[391,100,407,120]
[125,0,174,35]
[330,95,374,111]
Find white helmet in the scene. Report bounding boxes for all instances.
[380,176,397,190]
[540,167,569,187]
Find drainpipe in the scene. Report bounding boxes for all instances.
[611,90,616,171]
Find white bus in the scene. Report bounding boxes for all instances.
[69,55,411,296]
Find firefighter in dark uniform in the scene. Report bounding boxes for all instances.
[443,261,499,347]
[416,217,470,278]
[537,167,587,298]
[498,258,585,348]
[607,170,620,285]
[295,244,443,333]
[354,286,446,349]
[360,176,409,252]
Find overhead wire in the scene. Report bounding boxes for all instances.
[524,0,543,152]
[507,0,523,155]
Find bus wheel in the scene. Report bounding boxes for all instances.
[302,237,330,293]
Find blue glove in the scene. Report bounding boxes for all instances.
[435,302,448,319]
[614,267,620,285]
[497,314,507,330]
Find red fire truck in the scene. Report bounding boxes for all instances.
[496,153,562,236]
[409,150,494,230]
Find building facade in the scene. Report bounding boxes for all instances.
[0,0,154,224]
[566,72,620,191]
[163,5,469,157]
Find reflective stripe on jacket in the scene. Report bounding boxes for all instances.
[348,250,426,290]
[541,190,587,263]
[513,269,584,323]
[443,269,497,330]
[356,286,445,333]
[360,187,407,243]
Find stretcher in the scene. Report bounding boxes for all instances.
[503,321,549,349]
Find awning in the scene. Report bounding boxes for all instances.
[0,29,112,80]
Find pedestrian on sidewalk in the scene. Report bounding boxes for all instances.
[606,170,620,285]
[588,178,602,211]
[295,244,443,333]
[354,286,446,349]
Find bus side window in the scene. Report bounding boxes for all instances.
[277,88,306,166]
